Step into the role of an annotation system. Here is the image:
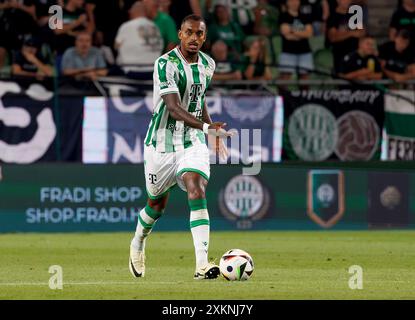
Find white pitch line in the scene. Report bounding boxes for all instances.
[0,281,180,286]
[0,280,413,287]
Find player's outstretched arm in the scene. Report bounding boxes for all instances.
[162,93,233,137]
[202,100,230,160]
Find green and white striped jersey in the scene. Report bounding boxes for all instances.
[144,47,216,153]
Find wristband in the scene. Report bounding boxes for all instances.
[202,123,210,134]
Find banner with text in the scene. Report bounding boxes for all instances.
[83,92,282,163]
[1,164,414,232]
[281,89,385,161]
[384,90,415,160]
[0,80,83,163]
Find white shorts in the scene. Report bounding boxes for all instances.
[144,143,210,199]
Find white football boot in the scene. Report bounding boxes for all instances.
[194,262,220,280]
[129,245,145,278]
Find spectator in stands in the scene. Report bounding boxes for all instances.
[279,0,314,80]
[379,29,415,83]
[11,36,53,79]
[253,0,279,37]
[300,0,324,35]
[327,0,365,74]
[4,0,37,33]
[0,0,38,68]
[93,31,115,66]
[35,0,62,59]
[120,0,137,20]
[211,40,242,81]
[208,3,245,61]
[168,0,202,29]
[36,0,63,27]
[158,0,170,12]
[212,0,258,34]
[338,35,382,81]
[281,1,324,34]
[241,38,272,80]
[389,0,415,42]
[54,0,94,54]
[85,0,123,48]
[114,1,163,80]
[61,32,108,80]
[323,0,368,24]
[322,0,337,19]
[143,0,178,52]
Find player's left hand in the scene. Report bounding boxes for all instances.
[208,133,233,162]
[207,122,235,138]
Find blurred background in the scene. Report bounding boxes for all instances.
[1,0,415,233]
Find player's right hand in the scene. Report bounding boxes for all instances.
[207,122,235,138]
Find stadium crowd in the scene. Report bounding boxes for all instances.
[0,0,415,83]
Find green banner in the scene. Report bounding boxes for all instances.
[385,91,415,160]
[0,164,414,232]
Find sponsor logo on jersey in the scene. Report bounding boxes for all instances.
[148,174,157,184]
[190,84,203,103]
[219,175,270,229]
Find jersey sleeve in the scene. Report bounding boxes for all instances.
[155,58,179,96]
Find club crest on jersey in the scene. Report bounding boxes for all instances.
[168,56,180,65]
[205,65,214,77]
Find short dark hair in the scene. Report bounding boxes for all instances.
[397,29,410,40]
[358,34,375,43]
[181,14,206,27]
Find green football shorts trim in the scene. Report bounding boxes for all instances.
[176,168,209,182]
[146,184,176,200]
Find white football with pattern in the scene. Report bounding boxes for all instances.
[219,249,254,281]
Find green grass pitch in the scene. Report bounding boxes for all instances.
[0,231,414,299]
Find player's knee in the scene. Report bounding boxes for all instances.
[147,198,167,213]
[187,187,205,200]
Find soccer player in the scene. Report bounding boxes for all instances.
[129,14,234,280]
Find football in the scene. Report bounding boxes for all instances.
[219,249,254,281]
